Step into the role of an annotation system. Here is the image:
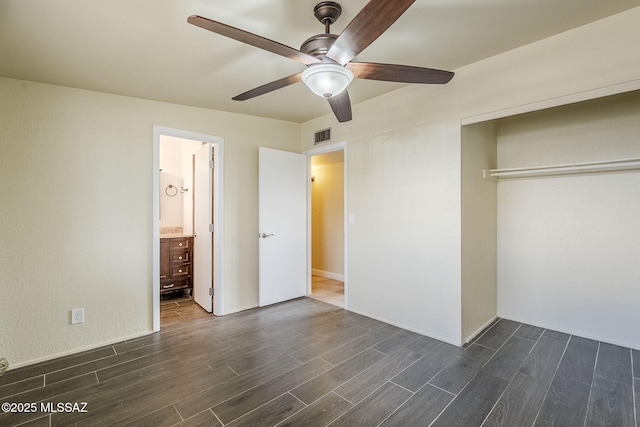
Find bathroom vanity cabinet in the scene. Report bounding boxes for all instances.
[160,236,193,295]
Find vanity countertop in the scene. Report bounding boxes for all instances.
[160,234,194,239]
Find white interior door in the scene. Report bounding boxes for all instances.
[193,144,213,312]
[259,147,307,306]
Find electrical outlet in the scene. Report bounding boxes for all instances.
[71,308,84,324]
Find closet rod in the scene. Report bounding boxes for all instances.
[486,157,640,179]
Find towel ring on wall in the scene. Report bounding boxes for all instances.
[165,185,189,197]
[165,185,179,197]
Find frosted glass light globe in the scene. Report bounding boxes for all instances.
[301,63,354,98]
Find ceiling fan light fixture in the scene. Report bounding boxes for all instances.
[301,63,354,98]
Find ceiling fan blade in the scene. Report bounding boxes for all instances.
[347,62,454,84]
[232,73,302,101]
[327,90,353,123]
[326,0,416,65]
[188,15,321,66]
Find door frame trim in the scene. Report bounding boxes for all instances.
[153,126,225,331]
[304,141,348,309]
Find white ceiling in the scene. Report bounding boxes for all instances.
[2,0,640,123]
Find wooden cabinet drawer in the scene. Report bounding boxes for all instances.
[171,264,191,277]
[171,250,190,263]
[170,238,191,250]
[161,278,190,292]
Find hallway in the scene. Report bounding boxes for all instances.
[310,275,344,308]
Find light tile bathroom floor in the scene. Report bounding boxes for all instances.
[310,275,344,308]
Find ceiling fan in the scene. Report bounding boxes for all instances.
[188,0,454,123]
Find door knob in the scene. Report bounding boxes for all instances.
[260,233,275,238]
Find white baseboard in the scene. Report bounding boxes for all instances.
[312,269,344,281]
[222,304,259,315]
[346,307,463,347]
[7,330,153,370]
[464,316,498,344]
[498,314,640,352]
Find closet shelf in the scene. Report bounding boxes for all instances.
[484,157,640,179]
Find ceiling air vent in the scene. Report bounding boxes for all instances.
[314,128,331,145]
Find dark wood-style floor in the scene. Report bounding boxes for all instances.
[1,294,638,426]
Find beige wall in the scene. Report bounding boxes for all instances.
[301,7,640,345]
[158,136,204,235]
[461,121,497,343]
[311,151,344,277]
[343,119,464,343]
[0,77,300,367]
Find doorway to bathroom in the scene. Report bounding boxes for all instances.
[152,126,224,331]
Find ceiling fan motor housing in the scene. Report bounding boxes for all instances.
[314,2,342,27]
[300,33,339,59]
[302,2,344,60]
